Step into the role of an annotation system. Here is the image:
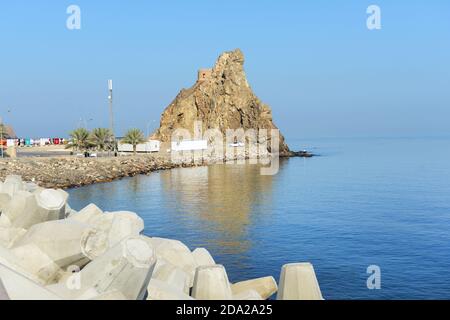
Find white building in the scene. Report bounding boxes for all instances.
[118,140,160,153]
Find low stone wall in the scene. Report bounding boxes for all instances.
[0,175,323,300]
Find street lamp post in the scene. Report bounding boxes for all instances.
[108,80,116,156]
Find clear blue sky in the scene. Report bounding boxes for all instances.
[1,0,449,140]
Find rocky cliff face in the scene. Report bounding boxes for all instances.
[152,49,290,155]
[1,125,16,139]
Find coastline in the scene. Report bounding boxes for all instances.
[0,151,313,189]
[0,155,197,189]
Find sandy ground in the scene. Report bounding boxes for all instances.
[13,144,173,160]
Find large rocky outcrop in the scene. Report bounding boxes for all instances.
[152,49,291,155]
[0,125,16,139]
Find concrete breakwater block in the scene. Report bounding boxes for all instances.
[77,211,144,261]
[0,261,61,300]
[1,175,24,197]
[0,191,38,229]
[144,237,197,287]
[88,211,144,252]
[277,263,323,300]
[0,278,10,300]
[0,227,26,248]
[9,243,62,284]
[232,289,263,300]
[12,220,93,274]
[147,278,194,300]
[0,193,11,213]
[192,248,215,267]
[35,189,67,221]
[0,189,68,230]
[151,259,191,294]
[192,265,233,300]
[46,236,156,300]
[89,289,127,300]
[231,276,278,300]
[0,245,43,284]
[68,203,103,224]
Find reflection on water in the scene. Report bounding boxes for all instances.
[68,161,285,284]
[159,164,276,256]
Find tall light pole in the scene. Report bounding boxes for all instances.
[108,80,116,155]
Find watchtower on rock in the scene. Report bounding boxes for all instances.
[197,69,212,82]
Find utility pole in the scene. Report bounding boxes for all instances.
[108,80,116,155]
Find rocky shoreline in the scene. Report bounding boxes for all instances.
[0,155,198,189]
[0,175,323,300]
[0,151,312,190]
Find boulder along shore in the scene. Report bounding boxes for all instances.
[0,151,312,190]
[0,155,198,189]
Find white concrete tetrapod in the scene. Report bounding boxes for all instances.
[1,175,24,197]
[0,262,62,300]
[231,276,278,300]
[68,203,103,224]
[88,211,144,251]
[147,278,194,300]
[144,237,197,287]
[0,245,43,284]
[0,192,11,213]
[0,226,26,248]
[192,248,215,267]
[47,236,156,300]
[13,219,93,271]
[191,265,233,300]
[35,189,67,221]
[9,243,62,284]
[276,263,323,300]
[0,191,39,229]
[151,259,191,294]
[0,277,10,300]
[232,289,263,300]
[89,289,127,300]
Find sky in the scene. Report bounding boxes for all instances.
[0,0,449,141]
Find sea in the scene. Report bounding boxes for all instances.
[67,137,450,299]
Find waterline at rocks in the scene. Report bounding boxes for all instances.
[0,156,197,189]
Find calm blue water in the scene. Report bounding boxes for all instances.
[67,137,450,299]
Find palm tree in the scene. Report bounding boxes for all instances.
[121,128,146,154]
[67,128,91,152]
[89,128,113,151]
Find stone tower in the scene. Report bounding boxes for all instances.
[197,69,212,82]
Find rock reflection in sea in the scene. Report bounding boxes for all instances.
[158,164,276,257]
